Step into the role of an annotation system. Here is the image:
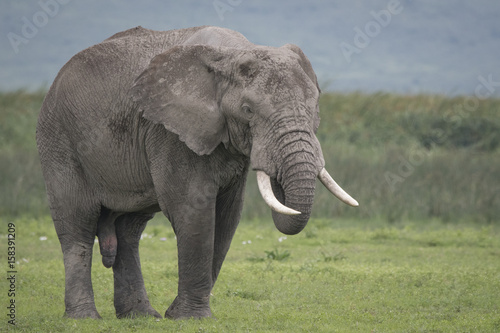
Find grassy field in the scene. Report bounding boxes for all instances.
[2,216,499,332]
[1,90,499,331]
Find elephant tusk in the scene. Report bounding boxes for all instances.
[256,171,301,215]
[318,168,359,207]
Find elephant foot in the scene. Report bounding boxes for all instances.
[64,303,102,319]
[115,300,162,319]
[116,307,162,319]
[165,296,212,320]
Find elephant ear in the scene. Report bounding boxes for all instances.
[282,44,321,132]
[131,45,229,155]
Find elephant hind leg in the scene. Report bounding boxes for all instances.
[113,213,161,319]
[96,207,120,268]
[51,196,102,319]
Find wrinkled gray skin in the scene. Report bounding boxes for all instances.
[37,26,327,319]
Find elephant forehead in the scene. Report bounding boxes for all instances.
[240,49,300,77]
[265,78,317,109]
[257,63,316,99]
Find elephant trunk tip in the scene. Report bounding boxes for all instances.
[272,214,309,235]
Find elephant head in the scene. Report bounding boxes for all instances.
[131,44,358,235]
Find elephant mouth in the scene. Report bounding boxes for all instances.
[256,169,359,216]
[253,127,358,234]
[271,177,283,193]
[270,177,286,208]
[256,171,300,216]
[256,169,358,234]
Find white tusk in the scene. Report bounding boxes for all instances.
[318,168,359,207]
[256,171,301,215]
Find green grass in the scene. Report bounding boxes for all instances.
[2,216,499,332]
[1,90,499,330]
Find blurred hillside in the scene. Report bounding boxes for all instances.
[1,90,499,223]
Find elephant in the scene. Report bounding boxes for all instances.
[36,25,358,320]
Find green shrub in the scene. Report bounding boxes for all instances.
[1,90,499,223]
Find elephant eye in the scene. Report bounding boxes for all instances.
[241,105,254,119]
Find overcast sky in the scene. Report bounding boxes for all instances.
[1,0,500,95]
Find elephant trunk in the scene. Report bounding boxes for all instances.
[270,157,317,235]
[263,130,321,235]
[254,127,359,235]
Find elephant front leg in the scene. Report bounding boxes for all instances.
[212,176,247,286]
[165,204,216,319]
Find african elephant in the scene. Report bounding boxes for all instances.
[36,26,358,320]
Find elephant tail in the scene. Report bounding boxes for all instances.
[96,210,118,268]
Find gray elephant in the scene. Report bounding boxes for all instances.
[36,26,358,320]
